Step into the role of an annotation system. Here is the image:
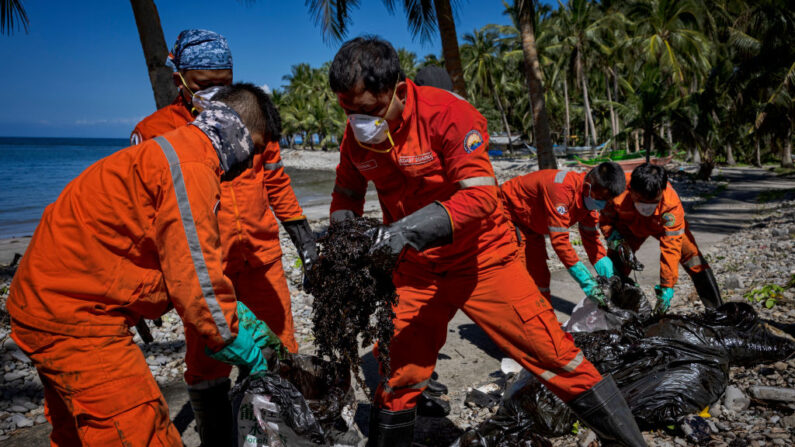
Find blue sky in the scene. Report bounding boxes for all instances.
[0,0,549,138]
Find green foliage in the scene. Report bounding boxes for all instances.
[571,420,580,435]
[744,284,784,309]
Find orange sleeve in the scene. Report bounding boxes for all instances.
[599,201,619,239]
[659,187,686,287]
[544,180,580,268]
[154,160,238,351]
[579,210,606,265]
[260,142,304,221]
[435,100,499,231]
[330,143,367,217]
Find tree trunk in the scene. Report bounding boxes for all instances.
[634,130,640,153]
[563,73,570,152]
[434,0,467,99]
[581,72,598,152]
[491,84,514,153]
[130,0,176,109]
[693,147,701,164]
[517,0,556,169]
[726,142,736,165]
[755,137,762,167]
[606,71,617,149]
[781,134,793,168]
[643,127,653,162]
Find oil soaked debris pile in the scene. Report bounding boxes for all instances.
[305,217,398,390]
[457,302,795,446]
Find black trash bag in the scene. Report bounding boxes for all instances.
[564,276,652,333]
[458,303,795,444]
[231,354,360,446]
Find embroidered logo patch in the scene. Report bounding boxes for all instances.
[463,130,483,153]
[398,151,435,166]
[662,212,676,227]
[355,159,378,171]
[555,203,568,215]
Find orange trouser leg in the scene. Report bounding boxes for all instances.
[375,255,602,410]
[679,222,709,275]
[523,231,551,299]
[10,320,181,446]
[235,260,298,353]
[184,259,298,386]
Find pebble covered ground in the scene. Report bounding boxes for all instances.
[0,159,793,445]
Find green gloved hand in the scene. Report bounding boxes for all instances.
[568,261,606,306]
[208,322,268,374]
[236,302,282,352]
[594,256,615,278]
[654,285,674,314]
[606,230,624,251]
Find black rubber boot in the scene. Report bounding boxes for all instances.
[567,375,646,447]
[691,269,723,309]
[425,378,448,396]
[416,390,450,417]
[187,379,234,447]
[367,406,416,447]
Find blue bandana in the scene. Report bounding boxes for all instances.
[166,29,233,72]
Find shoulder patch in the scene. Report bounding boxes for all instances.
[555,203,568,215]
[662,212,676,227]
[463,130,484,154]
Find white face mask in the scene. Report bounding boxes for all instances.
[634,201,659,216]
[349,114,390,144]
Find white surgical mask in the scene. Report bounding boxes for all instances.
[349,114,391,145]
[634,201,659,216]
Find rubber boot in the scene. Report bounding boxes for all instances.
[367,406,415,447]
[567,375,646,447]
[188,378,234,447]
[416,390,450,417]
[425,377,448,396]
[691,269,723,309]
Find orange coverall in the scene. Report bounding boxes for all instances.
[8,126,237,445]
[132,97,303,386]
[500,170,607,299]
[599,173,709,287]
[331,80,602,409]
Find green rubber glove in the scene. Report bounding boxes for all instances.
[568,261,606,306]
[606,230,624,251]
[236,302,282,352]
[594,256,615,278]
[654,285,674,314]
[208,322,268,374]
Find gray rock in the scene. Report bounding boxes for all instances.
[724,275,744,290]
[773,362,787,371]
[8,405,27,413]
[724,385,751,411]
[34,414,47,424]
[782,414,795,428]
[748,386,795,403]
[771,228,788,238]
[9,413,32,428]
[3,371,25,382]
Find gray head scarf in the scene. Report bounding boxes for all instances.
[190,88,254,176]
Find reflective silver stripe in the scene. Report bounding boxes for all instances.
[458,176,497,188]
[538,351,585,381]
[538,287,551,292]
[187,377,229,391]
[579,225,598,232]
[263,161,283,170]
[548,226,568,233]
[683,256,704,268]
[554,170,567,183]
[665,229,684,236]
[333,183,365,200]
[154,136,232,343]
[385,379,429,393]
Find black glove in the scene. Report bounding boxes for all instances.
[369,202,453,256]
[283,219,319,287]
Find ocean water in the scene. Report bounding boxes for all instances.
[0,137,338,239]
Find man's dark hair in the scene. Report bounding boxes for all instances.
[630,163,668,199]
[214,83,282,141]
[415,66,454,91]
[588,161,626,197]
[329,36,405,94]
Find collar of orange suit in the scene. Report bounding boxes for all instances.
[190,102,254,176]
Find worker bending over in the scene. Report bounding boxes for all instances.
[326,36,646,447]
[600,163,722,313]
[500,163,625,304]
[131,30,317,444]
[8,84,281,446]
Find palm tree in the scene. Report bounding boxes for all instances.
[1,0,28,35]
[398,48,419,79]
[306,0,469,98]
[129,0,176,109]
[461,28,517,152]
